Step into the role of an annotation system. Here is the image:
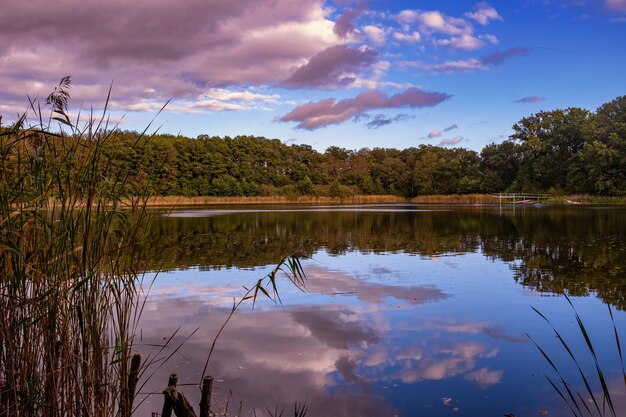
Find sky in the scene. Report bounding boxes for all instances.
[1,0,625,152]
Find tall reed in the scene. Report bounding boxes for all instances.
[0,77,152,416]
[0,78,309,417]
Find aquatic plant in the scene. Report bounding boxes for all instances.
[528,294,626,417]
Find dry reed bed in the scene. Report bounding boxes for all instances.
[410,194,498,204]
[135,194,406,207]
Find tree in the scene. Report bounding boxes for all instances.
[479,141,520,192]
[510,108,590,192]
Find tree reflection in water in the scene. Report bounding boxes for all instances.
[134,205,626,417]
[146,206,626,308]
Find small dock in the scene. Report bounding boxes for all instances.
[493,193,551,204]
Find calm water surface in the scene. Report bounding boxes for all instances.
[137,204,626,416]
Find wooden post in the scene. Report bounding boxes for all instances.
[128,354,141,413]
[163,386,198,417]
[162,373,178,417]
[200,376,213,417]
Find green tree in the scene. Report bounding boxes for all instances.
[479,141,520,192]
[510,108,590,192]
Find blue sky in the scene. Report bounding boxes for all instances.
[1,0,624,152]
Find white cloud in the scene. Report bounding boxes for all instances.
[393,31,422,43]
[200,88,279,104]
[397,10,419,23]
[417,11,472,35]
[363,25,386,45]
[464,2,503,25]
[435,34,485,50]
[479,34,499,44]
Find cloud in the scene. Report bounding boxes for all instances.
[0,0,340,112]
[302,266,448,305]
[290,309,379,349]
[464,368,503,387]
[435,34,485,50]
[135,262,519,416]
[515,96,546,103]
[415,10,472,36]
[404,58,480,73]
[334,5,365,38]
[464,2,503,25]
[136,294,397,417]
[481,47,530,65]
[605,0,626,12]
[365,113,413,129]
[283,45,378,88]
[398,10,420,23]
[410,46,530,73]
[443,123,458,132]
[349,61,413,90]
[279,87,450,129]
[393,31,422,43]
[439,136,464,146]
[428,130,443,138]
[479,34,499,44]
[396,6,504,52]
[363,25,386,46]
[415,319,526,344]
[425,58,487,72]
[188,88,280,111]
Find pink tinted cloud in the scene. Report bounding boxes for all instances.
[435,34,485,51]
[464,2,503,25]
[279,88,450,129]
[481,47,530,65]
[428,130,443,138]
[515,96,546,103]
[0,0,339,111]
[334,4,366,38]
[439,136,464,146]
[283,45,378,88]
[605,0,626,12]
[407,47,527,74]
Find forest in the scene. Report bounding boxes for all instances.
[4,95,625,198]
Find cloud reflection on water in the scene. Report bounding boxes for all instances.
[136,264,520,416]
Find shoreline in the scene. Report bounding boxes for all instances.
[131,194,626,207]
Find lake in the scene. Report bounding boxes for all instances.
[136,204,626,417]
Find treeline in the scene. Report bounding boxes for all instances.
[5,95,625,197]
